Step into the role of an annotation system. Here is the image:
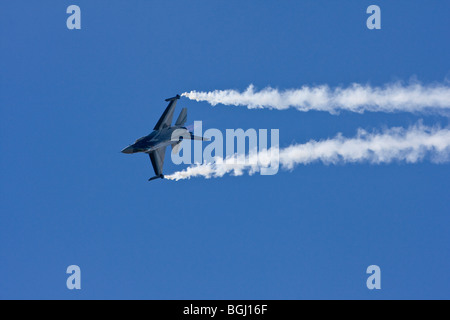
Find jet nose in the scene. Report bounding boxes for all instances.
[121,146,134,154]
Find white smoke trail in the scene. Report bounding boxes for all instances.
[182,82,450,114]
[165,123,450,181]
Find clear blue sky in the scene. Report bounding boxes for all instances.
[1,1,449,299]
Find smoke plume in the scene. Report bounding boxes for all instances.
[165,123,450,181]
[182,82,450,114]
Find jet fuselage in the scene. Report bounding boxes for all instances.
[121,126,188,154]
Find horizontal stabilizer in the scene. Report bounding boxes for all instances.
[171,141,182,154]
[189,133,210,141]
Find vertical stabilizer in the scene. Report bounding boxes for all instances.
[175,108,188,127]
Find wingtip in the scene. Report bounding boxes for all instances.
[148,174,164,181]
[165,94,181,102]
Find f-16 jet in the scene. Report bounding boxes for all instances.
[121,95,208,181]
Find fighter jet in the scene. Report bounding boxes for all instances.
[121,95,208,181]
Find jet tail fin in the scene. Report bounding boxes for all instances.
[175,108,187,127]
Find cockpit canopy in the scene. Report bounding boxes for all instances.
[134,131,158,144]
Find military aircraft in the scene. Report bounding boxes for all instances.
[121,95,208,181]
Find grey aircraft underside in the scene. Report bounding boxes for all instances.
[121,95,208,181]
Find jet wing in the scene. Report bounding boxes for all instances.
[153,95,180,130]
[149,146,166,177]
